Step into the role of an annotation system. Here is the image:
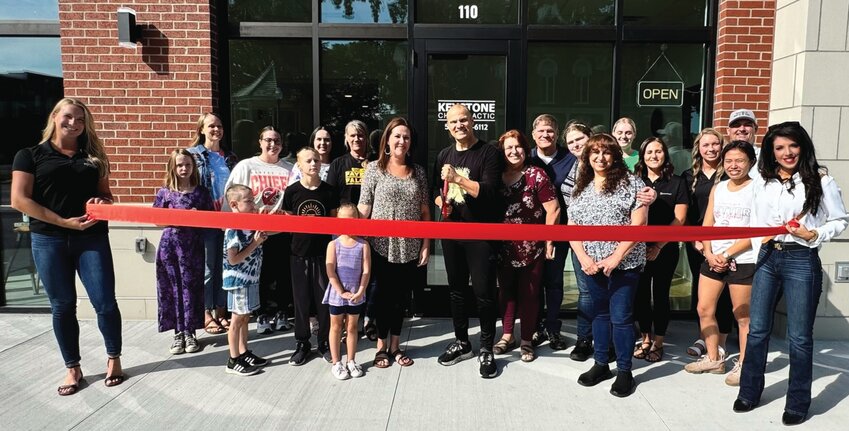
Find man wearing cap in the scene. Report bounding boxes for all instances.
[727,109,759,155]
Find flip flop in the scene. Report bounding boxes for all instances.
[391,349,414,367]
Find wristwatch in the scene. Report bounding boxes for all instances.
[721,252,730,260]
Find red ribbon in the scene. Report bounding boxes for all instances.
[86,204,787,242]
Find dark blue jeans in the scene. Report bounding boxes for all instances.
[31,232,122,367]
[202,229,226,309]
[570,252,594,341]
[585,267,640,371]
[539,242,567,333]
[738,244,822,417]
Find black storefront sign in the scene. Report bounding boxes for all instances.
[637,81,684,107]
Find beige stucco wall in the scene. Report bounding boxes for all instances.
[770,0,849,339]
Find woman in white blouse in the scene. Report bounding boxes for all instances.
[734,122,849,425]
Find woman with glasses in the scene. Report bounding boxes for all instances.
[225,126,295,336]
[734,122,848,425]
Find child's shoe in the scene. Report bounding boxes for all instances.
[347,360,364,378]
[169,333,185,354]
[331,361,350,380]
[256,314,273,335]
[184,332,200,353]
[273,311,292,331]
[226,356,259,376]
[241,350,268,367]
[317,340,332,363]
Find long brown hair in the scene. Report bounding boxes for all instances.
[163,149,200,191]
[42,98,110,178]
[376,117,414,171]
[690,127,725,193]
[573,133,630,196]
[634,137,675,180]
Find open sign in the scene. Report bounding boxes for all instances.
[637,81,684,107]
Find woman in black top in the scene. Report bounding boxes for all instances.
[11,98,123,395]
[633,137,688,362]
[681,128,733,358]
[327,120,369,204]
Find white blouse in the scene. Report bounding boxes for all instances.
[750,173,849,248]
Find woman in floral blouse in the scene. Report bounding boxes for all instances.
[492,130,560,363]
[568,133,647,398]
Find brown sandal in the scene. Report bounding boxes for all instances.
[391,350,414,367]
[493,337,516,355]
[633,341,652,359]
[645,346,664,363]
[373,350,391,368]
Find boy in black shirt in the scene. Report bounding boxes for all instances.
[433,104,504,378]
[283,147,339,365]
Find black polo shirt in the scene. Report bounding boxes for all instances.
[643,174,689,228]
[12,141,107,236]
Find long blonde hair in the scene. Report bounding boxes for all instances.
[690,127,725,193]
[190,112,221,147]
[42,98,109,177]
[163,149,200,191]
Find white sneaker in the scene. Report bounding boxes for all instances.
[331,361,350,380]
[169,333,185,354]
[273,311,292,331]
[347,360,364,378]
[184,332,201,353]
[256,314,272,335]
[725,359,742,386]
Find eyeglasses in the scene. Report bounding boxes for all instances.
[261,138,281,144]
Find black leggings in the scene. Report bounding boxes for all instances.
[372,253,415,339]
[635,243,678,336]
[685,242,733,334]
[258,233,292,316]
[441,239,498,351]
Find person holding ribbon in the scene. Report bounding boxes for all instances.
[493,129,560,363]
[568,133,646,398]
[225,126,295,336]
[187,112,238,335]
[633,137,688,363]
[434,103,504,378]
[734,122,849,425]
[11,97,124,395]
[358,117,430,368]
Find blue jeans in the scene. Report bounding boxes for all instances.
[571,252,594,341]
[539,242,567,332]
[738,244,822,416]
[202,229,226,309]
[31,232,122,367]
[585,268,640,371]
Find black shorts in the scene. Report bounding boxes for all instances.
[699,260,755,285]
[329,304,363,316]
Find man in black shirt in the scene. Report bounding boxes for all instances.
[433,104,504,378]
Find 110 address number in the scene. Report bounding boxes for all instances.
[458,4,479,19]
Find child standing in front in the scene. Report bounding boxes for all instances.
[222,184,269,375]
[324,203,371,379]
[154,149,214,354]
[283,147,339,366]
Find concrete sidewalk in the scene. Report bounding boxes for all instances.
[0,314,847,430]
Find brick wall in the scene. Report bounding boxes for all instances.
[59,0,217,203]
[713,0,776,139]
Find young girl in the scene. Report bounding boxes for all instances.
[323,203,371,379]
[154,149,214,354]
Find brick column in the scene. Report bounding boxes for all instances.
[59,0,217,203]
[713,0,776,139]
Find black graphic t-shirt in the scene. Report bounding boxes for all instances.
[282,181,339,257]
[327,153,368,205]
[432,139,505,223]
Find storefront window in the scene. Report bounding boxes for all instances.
[416,0,519,24]
[526,43,614,134]
[228,0,311,24]
[320,40,408,142]
[321,0,408,24]
[0,0,58,20]
[527,0,614,25]
[228,39,313,159]
[623,0,709,26]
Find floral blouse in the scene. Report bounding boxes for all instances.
[567,174,646,271]
[501,165,556,267]
[359,161,429,264]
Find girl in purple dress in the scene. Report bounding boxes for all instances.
[154,149,214,354]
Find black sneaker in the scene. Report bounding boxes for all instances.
[577,363,613,387]
[289,341,311,366]
[226,356,259,376]
[437,340,473,366]
[610,370,635,397]
[547,330,568,351]
[570,338,594,362]
[241,350,268,367]
[478,351,497,378]
[531,330,547,347]
[317,340,332,364]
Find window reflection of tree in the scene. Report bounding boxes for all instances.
[325,0,408,23]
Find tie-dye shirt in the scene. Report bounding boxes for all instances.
[222,229,263,290]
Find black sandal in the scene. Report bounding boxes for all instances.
[645,346,664,363]
[58,366,84,396]
[391,349,414,367]
[633,341,652,360]
[104,358,125,387]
